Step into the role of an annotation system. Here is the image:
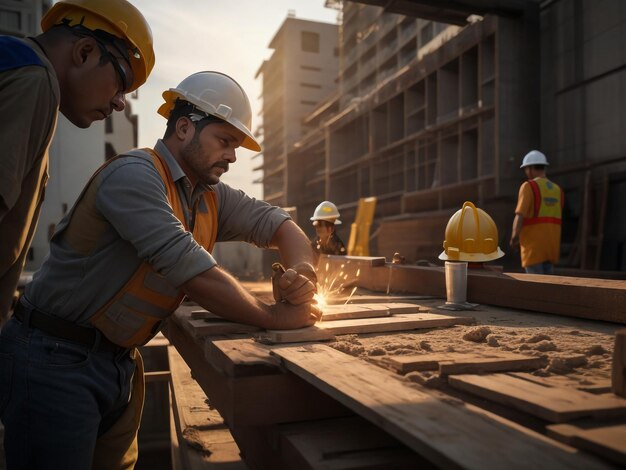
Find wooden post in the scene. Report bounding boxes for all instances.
[612,328,626,398]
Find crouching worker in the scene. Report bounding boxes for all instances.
[310,200,347,260]
[0,71,320,469]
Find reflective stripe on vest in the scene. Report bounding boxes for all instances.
[90,148,218,347]
[523,178,563,226]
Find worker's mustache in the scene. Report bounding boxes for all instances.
[212,162,229,172]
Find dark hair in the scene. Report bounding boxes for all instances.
[315,220,335,229]
[163,98,226,139]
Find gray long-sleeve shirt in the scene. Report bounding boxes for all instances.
[26,139,289,324]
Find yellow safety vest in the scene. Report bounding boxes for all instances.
[523,177,563,226]
[90,148,217,347]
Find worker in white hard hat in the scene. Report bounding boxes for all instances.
[0,71,320,468]
[510,150,564,274]
[0,0,156,326]
[310,201,347,259]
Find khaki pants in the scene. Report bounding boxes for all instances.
[92,349,145,470]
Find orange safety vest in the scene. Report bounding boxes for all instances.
[89,148,217,347]
[523,178,563,226]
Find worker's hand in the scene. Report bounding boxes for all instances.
[272,262,317,305]
[268,301,322,329]
[509,235,520,251]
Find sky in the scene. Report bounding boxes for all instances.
[129,0,339,199]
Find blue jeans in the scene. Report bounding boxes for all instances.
[0,314,135,469]
[525,261,554,275]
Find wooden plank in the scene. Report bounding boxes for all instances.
[182,317,261,338]
[509,372,612,394]
[320,303,391,321]
[321,302,424,321]
[321,258,626,323]
[256,313,474,344]
[448,373,626,423]
[612,328,626,398]
[547,421,626,466]
[272,344,608,470]
[278,416,432,469]
[438,354,548,376]
[205,338,282,378]
[191,303,423,321]
[167,346,245,469]
[376,352,547,375]
[344,294,436,304]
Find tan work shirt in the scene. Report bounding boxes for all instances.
[0,38,59,322]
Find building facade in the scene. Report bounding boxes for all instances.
[255,14,339,209]
[261,0,626,272]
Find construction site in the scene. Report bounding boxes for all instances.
[1,0,626,469]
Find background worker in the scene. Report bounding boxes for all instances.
[510,150,564,274]
[0,0,155,325]
[0,71,319,469]
[310,200,347,259]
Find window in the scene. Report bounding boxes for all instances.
[301,31,320,53]
[301,65,321,71]
[301,82,322,89]
[0,9,22,31]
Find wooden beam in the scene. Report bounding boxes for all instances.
[278,416,432,469]
[167,346,245,469]
[322,259,626,323]
[164,320,349,427]
[273,344,609,470]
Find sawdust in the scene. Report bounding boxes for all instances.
[326,299,619,385]
[182,427,213,455]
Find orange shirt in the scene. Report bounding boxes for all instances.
[515,178,562,267]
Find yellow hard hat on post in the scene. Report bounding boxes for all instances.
[41,0,155,92]
[439,201,505,262]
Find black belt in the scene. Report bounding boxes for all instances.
[13,300,124,354]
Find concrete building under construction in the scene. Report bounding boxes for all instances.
[255,0,626,273]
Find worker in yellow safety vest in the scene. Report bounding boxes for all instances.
[0,0,155,325]
[0,71,320,469]
[510,150,564,274]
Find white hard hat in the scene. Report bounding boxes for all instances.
[158,71,261,152]
[520,150,549,168]
[311,201,342,225]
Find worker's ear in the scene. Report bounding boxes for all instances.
[175,117,194,141]
[72,37,98,66]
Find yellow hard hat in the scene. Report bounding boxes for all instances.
[439,201,504,262]
[158,71,261,152]
[41,0,155,92]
